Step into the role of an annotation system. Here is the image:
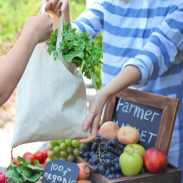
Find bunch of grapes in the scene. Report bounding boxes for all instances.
[79,136,124,180]
[46,139,85,162]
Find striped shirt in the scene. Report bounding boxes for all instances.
[71,0,183,180]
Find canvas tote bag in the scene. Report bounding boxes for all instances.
[11,5,90,148]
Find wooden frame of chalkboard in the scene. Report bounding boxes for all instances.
[102,88,180,156]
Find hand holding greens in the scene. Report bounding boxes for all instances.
[47,22,104,90]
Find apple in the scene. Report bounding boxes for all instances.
[143,147,167,174]
[119,151,143,176]
[123,144,146,157]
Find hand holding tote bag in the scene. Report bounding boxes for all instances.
[11,5,90,148]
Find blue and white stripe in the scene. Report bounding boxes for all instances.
[71,1,183,181]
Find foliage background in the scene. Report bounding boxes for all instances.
[0,0,102,127]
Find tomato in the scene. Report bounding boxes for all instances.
[43,148,49,158]
[43,161,46,167]
[34,151,47,164]
[39,163,45,168]
[23,152,33,159]
[13,158,20,166]
[25,155,35,165]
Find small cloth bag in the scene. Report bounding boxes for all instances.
[11,5,90,148]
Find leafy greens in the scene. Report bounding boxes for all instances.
[5,157,44,183]
[47,22,104,90]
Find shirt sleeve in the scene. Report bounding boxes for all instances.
[71,0,104,40]
[122,1,183,88]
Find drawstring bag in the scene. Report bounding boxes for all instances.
[11,5,90,148]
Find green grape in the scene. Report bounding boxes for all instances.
[46,157,52,163]
[54,146,61,154]
[48,143,54,151]
[55,154,60,159]
[60,143,67,151]
[49,140,59,146]
[65,139,73,146]
[72,140,80,147]
[67,146,74,153]
[58,140,65,144]
[67,153,75,162]
[73,147,80,156]
[79,143,86,150]
[60,157,67,161]
[60,151,68,158]
[48,151,55,159]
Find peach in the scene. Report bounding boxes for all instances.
[143,147,168,174]
[118,126,140,145]
[98,121,119,140]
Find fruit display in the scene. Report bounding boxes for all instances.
[79,125,169,180]
[47,139,84,163]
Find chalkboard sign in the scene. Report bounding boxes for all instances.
[103,88,180,155]
[113,98,163,150]
[42,159,79,183]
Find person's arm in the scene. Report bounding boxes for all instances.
[76,65,141,143]
[0,13,53,106]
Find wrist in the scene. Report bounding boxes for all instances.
[21,28,38,47]
[97,88,111,103]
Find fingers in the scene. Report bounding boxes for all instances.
[83,113,95,131]
[61,0,68,12]
[45,2,53,12]
[77,115,100,143]
[52,0,59,11]
[45,0,63,17]
[54,1,62,16]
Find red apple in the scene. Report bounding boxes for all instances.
[143,147,168,174]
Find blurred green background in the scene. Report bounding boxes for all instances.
[0,0,102,89]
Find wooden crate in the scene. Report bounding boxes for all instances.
[76,156,182,183]
[74,88,183,183]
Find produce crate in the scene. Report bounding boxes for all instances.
[75,88,183,183]
[76,156,182,183]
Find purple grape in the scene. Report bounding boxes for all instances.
[108,139,119,148]
[92,165,99,174]
[114,163,121,171]
[84,157,89,162]
[84,151,90,158]
[113,157,119,163]
[79,150,85,157]
[98,165,106,175]
[107,174,115,179]
[90,151,95,158]
[83,145,90,151]
[88,158,93,165]
[115,174,121,178]
[86,141,93,147]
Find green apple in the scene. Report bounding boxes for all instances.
[119,152,143,176]
[123,144,145,157]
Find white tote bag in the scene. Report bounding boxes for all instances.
[11,5,90,148]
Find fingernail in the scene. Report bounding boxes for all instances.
[83,125,88,131]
